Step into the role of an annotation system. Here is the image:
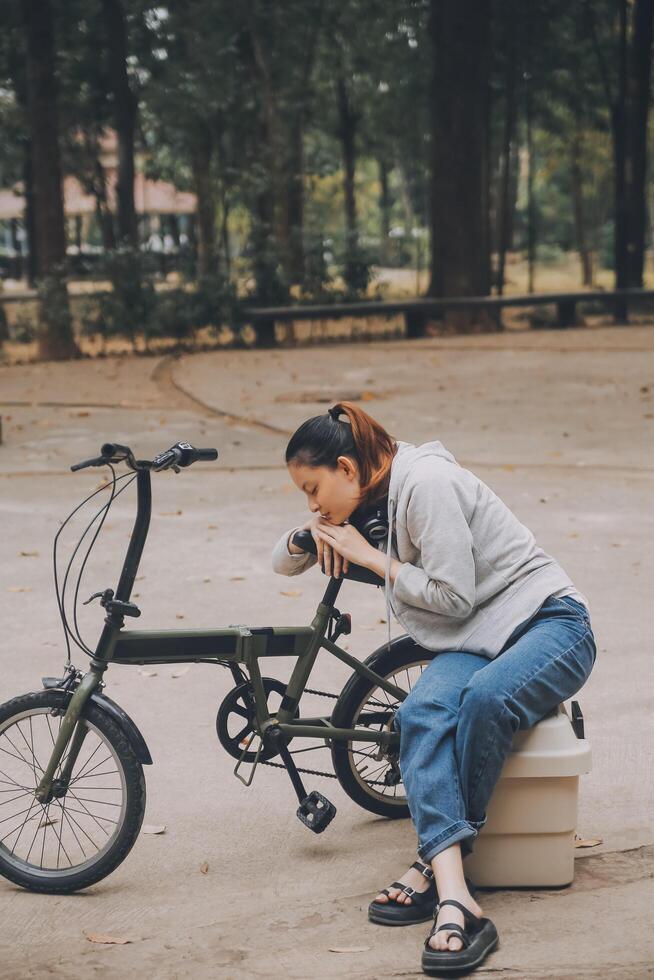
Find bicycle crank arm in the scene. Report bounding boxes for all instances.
[263,724,337,834]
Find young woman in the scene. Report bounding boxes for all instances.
[271,401,596,976]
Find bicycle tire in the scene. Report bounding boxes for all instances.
[330,639,436,818]
[0,689,146,893]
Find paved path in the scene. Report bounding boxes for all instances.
[0,323,652,977]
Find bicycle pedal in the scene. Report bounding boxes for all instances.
[296,790,337,834]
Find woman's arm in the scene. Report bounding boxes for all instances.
[391,465,476,618]
[271,522,318,576]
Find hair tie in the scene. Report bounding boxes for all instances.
[328,406,341,422]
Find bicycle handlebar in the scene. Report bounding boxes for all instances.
[70,442,219,473]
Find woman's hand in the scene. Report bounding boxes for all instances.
[303,514,350,578]
[313,518,379,577]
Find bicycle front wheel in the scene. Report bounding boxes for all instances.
[0,689,146,893]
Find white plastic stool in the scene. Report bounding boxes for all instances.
[463,700,591,887]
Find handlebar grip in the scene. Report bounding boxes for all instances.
[290,530,385,587]
[70,456,106,472]
[195,448,218,461]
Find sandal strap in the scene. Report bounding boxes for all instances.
[425,919,471,949]
[433,923,470,949]
[400,881,436,905]
[411,860,434,880]
[436,898,480,925]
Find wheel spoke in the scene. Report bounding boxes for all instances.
[68,752,115,785]
[67,738,104,783]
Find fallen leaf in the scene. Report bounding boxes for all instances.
[175,613,185,619]
[377,617,387,624]
[280,589,302,597]
[207,523,219,529]
[142,824,166,835]
[230,575,245,581]
[138,669,158,678]
[199,861,209,875]
[171,666,190,678]
[328,946,371,953]
[159,510,183,516]
[8,586,32,593]
[19,550,39,557]
[573,835,603,848]
[203,577,211,583]
[38,816,58,828]
[84,932,131,945]
[76,411,90,417]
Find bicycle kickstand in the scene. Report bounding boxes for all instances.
[264,725,337,834]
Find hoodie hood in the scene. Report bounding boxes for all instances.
[383,440,459,652]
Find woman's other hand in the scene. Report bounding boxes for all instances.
[313,518,378,575]
[304,514,350,578]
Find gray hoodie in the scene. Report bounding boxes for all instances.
[271,439,588,659]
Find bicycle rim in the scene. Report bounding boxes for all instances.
[0,706,127,880]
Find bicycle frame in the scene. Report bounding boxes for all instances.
[36,467,406,803]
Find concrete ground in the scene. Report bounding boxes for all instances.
[0,322,652,978]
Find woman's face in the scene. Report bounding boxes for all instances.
[288,456,362,525]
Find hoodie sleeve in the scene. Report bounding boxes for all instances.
[392,466,476,618]
[271,526,319,576]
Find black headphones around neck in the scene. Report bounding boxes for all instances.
[348,496,389,543]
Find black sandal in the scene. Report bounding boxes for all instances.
[422,898,499,976]
[368,863,477,927]
[368,861,437,925]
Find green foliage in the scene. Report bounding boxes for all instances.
[3,0,651,339]
[92,247,157,346]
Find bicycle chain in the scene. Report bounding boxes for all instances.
[257,686,391,786]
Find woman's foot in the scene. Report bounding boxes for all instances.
[373,861,433,906]
[427,890,484,952]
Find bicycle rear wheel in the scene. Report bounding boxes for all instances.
[330,640,436,818]
[0,689,145,893]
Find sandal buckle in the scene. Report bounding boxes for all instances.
[403,885,416,897]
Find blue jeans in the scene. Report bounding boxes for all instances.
[393,595,596,864]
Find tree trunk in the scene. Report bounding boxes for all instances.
[92,153,116,251]
[219,184,231,281]
[22,143,38,286]
[379,158,392,265]
[286,117,305,284]
[23,0,78,359]
[570,111,593,286]
[496,11,518,296]
[337,74,360,293]
[102,0,138,248]
[614,0,629,291]
[525,70,536,294]
[190,132,217,278]
[427,0,493,331]
[625,0,654,286]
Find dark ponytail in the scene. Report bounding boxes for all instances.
[285,401,398,506]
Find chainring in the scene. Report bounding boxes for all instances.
[216,677,299,763]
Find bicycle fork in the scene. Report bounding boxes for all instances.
[34,664,106,804]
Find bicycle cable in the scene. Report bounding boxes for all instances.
[69,468,138,657]
[53,468,136,663]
